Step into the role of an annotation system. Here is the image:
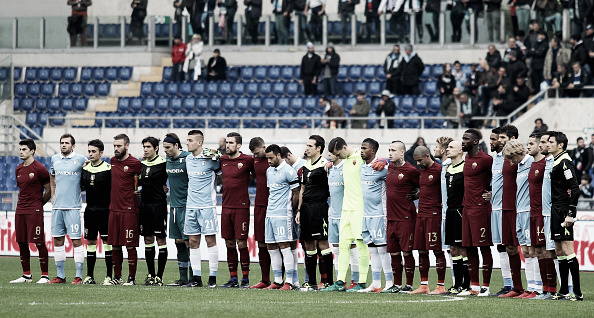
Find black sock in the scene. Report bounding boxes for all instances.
[452,258,462,289]
[567,257,581,296]
[157,246,168,278]
[87,251,96,278]
[322,252,334,285]
[559,259,569,295]
[305,253,317,286]
[105,250,113,278]
[462,258,470,289]
[145,246,156,276]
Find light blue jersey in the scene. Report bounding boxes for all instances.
[440,158,451,218]
[292,158,306,172]
[542,155,554,217]
[266,160,299,217]
[360,160,388,217]
[50,152,86,209]
[328,160,345,219]
[516,155,533,213]
[186,153,221,209]
[491,152,504,211]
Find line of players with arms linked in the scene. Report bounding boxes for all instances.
[9,126,583,301]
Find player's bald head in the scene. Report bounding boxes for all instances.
[413,146,430,157]
[449,140,462,149]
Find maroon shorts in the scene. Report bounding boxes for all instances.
[501,210,519,246]
[462,207,492,247]
[254,205,267,242]
[15,213,45,244]
[413,216,442,250]
[387,220,415,253]
[221,207,250,240]
[530,215,546,247]
[107,210,139,247]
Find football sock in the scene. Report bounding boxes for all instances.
[239,247,250,279]
[480,248,492,287]
[86,244,97,277]
[538,258,548,292]
[354,240,369,284]
[127,247,137,277]
[391,253,403,286]
[447,250,455,283]
[418,252,429,284]
[554,257,572,292]
[37,243,49,276]
[532,257,542,293]
[55,245,66,279]
[378,246,393,288]
[305,250,318,286]
[462,257,470,289]
[318,249,327,284]
[466,247,479,287]
[404,253,416,286]
[258,246,271,283]
[74,245,84,279]
[281,247,294,284]
[208,246,218,277]
[525,256,534,291]
[337,239,351,282]
[508,252,523,291]
[452,256,463,288]
[292,248,299,286]
[176,243,189,282]
[227,246,238,278]
[331,246,340,277]
[369,246,382,288]
[498,245,512,288]
[103,244,113,278]
[145,244,156,276]
[558,256,569,294]
[18,243,31,275]
[567,254,581,296]
[434,250,446,285]
[157,245,168,278]
[349,246,360,282]
[546,258,557,291]
[189,248,202,277]
[112,248,123,277]
[269,249,283,284]
[321,249,334,285]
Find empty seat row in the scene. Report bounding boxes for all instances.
[15,82,110,98]
[14,97,88,113]
[12,66,132,83]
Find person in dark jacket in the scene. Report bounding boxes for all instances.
[464,0,483,42]
[551,64,573,96]
[293,0,311,44]
[566,61,592,97]
[511,76,530,109]
[573,137,594,179]
[218,0,238,43]
[244,0,262,44]
[532,118,549,134]
[338,0,359,44]
[321,44,340,96]
[399,44,425,95]
[206,49,227,80]
[486,45,502,69]
[309,0,325,43]
[506,50,528,83]
[526,31,548,92]
[458,92,482,128]
[300,43,322,96]
[570,35,589,73]
[130,0,148,44]
[437,63,456,103]
[383,44,404,94]
[449,0,465,42]
[188,0,206,39]
[523,19,542,52]
[493,83,514,116]
[425,0,440,43]
[503,36,525,63]
[573,0,593,36]
[67,0,92,47]
[271,0,290,44]
[376,90,396,128]
[485,0,502,43]
[405,137,427,168]
[364,0,382,43]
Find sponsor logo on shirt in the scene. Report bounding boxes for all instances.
[188,171,209,176]
[167,168,185,174]
[124,166,129,172]
[362,181,377,185]
[535,170,539,176]
[328,182,344,186]
[55,171,78,176]
[428,175,434,181]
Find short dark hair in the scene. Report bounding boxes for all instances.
[164,133,182,149]
[535,118,543,124]
[309,135,325,153]
[529,132,542,140]
[362,138,379,152]
[19,139,36,152]
[582,174,592,183]
[213,48,221,54]
[356,90,365,96]
[188,130,203,137]
[550,131,568,150]
[492,127,502,134]
[577,137,584,142]
[114,133,130,144]
[142,136,161,153]
[465,129,481,141]
[88,139,104,152]
[500,124,519,139]
[60,133,75,145]
[571,34,582,42]
[227,132,242,145]
[249,137,265,151]
[265,144,282,156]
[320,96,329,102]
[328,137,347,153]
[280,146,291,159]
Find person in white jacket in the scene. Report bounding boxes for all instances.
[184,34,204,81]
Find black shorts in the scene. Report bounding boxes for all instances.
[551,204,573,241]
[299,201,329,241]
[445,207,463,246]
[84,206,109,241]
[139,201,168,238]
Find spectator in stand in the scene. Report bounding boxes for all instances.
[526,31,549,92]
[570,34,589,72]
[272,0,290,44]
[479,59,498,108]
[515,0,532,35]
[376,90,396,128]
[218,137,227,154]
[244,0,262,45]
[452,61,467,91]
[206,48,228,81]
[351,91,371,128]
[405,137,426,168]
[188,0,205,39]
[321,44,340,96]
[183,34,204,81]
[544,37,571,83]
[524,20,542,52]
[399,44,425,95]
[309,0,326,43]
[448,0,466,42]
[484,0,502,43]
[438,63,456,105]
[511,76,530,110]
[458,92,482,128]
[573,137,594,179]
[218,0,238,44]
[464,0,482,42]
[551,63,573,96]
[300,42,322,96]
[503,36,525,64]
[584,25,594,72]
[320,96,345,128]
[578,174,594,210]
[573,0,593,36]
[465,63,482,96]
[590,134,594,148]
[364,0,382,43]
[202,0,218,41]
[383,44,404,94]
[129,0,147,44]
[538,0,562,39]
[173,0,185,38]
[171,36,187,82]
[339,0,358,44]
[566,61,592,97]
[532,118,548,134]
[67,0,92,47]
[381,0,412,43]
[294,0,310,44]
[425,0,440,43]
[486,44,502,69]
[412,3,424,44]
[488,66,511,96]
[506,50,528,84]
[492,83,514,116]
[442,87,461,127]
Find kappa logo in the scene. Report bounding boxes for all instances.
[223,164,228,166]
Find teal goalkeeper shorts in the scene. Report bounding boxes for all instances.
[169,207,188,240]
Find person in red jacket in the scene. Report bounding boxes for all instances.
[172,37,187,82]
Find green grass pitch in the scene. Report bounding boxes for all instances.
[1,256,592,317]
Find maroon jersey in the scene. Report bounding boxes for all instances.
[253,156,269,207]
[109,155,142,213]
[418,161,442,216]
[502,158,518,210]
[386,162,419,221]
[463,150,493,208]
[15,160,50,215]
[528,158,546,217]
[220,153,254,208]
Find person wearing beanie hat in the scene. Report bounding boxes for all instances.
[300,43,322,95]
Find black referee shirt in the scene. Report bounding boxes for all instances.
[300,156,330,203]
[551,151,579,217]
[446,160,465,210]
[140,155,168,204]
[81,160,111,209]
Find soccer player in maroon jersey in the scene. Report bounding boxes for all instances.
[409,146,447,295]
[107,134,142,286]
[384,141,419,293]
[10,139,51,284]
[220,132,254,288]
[248,137,272,288]
[460,129,494,296]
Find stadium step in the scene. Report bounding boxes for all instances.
[117,89,141,97]
[161,57,173,67]
[71,110,96,127]
[139,75,162,82]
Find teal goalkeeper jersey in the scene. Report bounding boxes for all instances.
[51,152,86,209]
[166,150,190,208]
[328,160,345,219]
[516,155,534,213]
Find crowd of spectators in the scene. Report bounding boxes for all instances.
[170,37,228,82]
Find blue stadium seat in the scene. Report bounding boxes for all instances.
[280,67,294,81]
[353,82,367,96]
[392,113,404,128]
[14,83,27,98]
[341,82,353,96]
[21,98,34,112]
[129,97,142,113]
[337,67,348,81]
[49,68,64,82]
[227,67,240,81]
[294,113,310,128]
[254,66,267,81]
[179,82,192,97]
[279,113,293,128]
[120,113,135,128]
[206,82,219,97]
[96,82,110,97]
[405,113,420,128]
[156,98,169,113]
[259,82,272,96]
[63,67,77,82]
[236,97,249,113]
[193,82,206,96]
[414,96,428,113]
[420,67,431,81]
[173,113,186,128]
[289,98,303,113]
[344,97,357,113]
[196,98,209,112]
[209,98,222,112]
[432,64,443,79]
[170,97,182,113]
[74,98,88,112]
[37,68,50,82]
[48,98,61,112]
[143,97,156,112]
[93,68,106,82]
[0,67,8,81]
[80,67,93,81]
[348,66,362,81]
[58,83,70,97]
[25,68,38,82]
[232,82,245,97]
[61,98,74,112]
[241,67,255,82]
[222,98,236,113]
[106,67,118,82]
[118,97,130,113]
[166,82,179,97]
[71,82,83,97]
[118,67,132,81]
[272,83,285,97]
[263,98,276,113]
[13,98,21,111]
[182,98,195,112]
[219,82,232,96]
[433,114,445,128]
[27,83,41,97]
[26,113,38,126]
[209,114,226,128]
[246,98,260,113]
[186,113,206,128]
[83,83,96,97]
[277,98,289,113]
[162,67,172,82]
[375,66,386,80]
[362,66,376,81]
[268,66,281,81]
[245,83,259,97]
[35,98,48,112]
[366,113,377,129]
[368,81,382,95]
[153,82,166,96]
[423,81,437,96]
[38,113,49,126]
[294,66,301,80]
[13,67,22,81]
[392,96,401,110]
[400,96,414,113]
[304,97,317,113]
[429,97,441,114]
[140,82,153,97]
[285,82,299,97]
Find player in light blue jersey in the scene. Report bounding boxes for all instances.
[358,138,392,293]
[263,145,300,290]
[184,130,222,288]
[49,134,86,284]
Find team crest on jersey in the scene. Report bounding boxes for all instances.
[146,167,151,176]
[91,175,95,181]
[29,173,34,179]
[398,173,404,180]
[353,160,357,165]
[472,162,477,169]
[535,170,539,176]
[202,160,205,165]
[124,166,129,172]
[73,160,78,165]
[180,158,183,163]
[238,163,243,169]
[428,175,434,181]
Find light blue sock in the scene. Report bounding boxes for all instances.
[304,268,309,282]
[273,270,283,283]
[286,269,294,284]
[503,277,512,288]
[372,271,381,281]
[75,262,84,278]
[56,261,66,279]
[193,268,202,276]
[385,272,394,282]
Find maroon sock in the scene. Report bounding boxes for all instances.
[508,253,524,291]
[318,250,327,284]
[434,251,446,284]
[112,248,123,277]
[18,243,31,275]
[538,258,548,292]
[239,247,250,279]
[546,258,557,291]
[480,248,493,287]
[391,254,403,286]
[404,253,416,286]
[127,248,137,277]
[227,246,238,278]
[466,247,480,286]
[37,243,49,276]
[258,247,271,283]
[418,253,429,282]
